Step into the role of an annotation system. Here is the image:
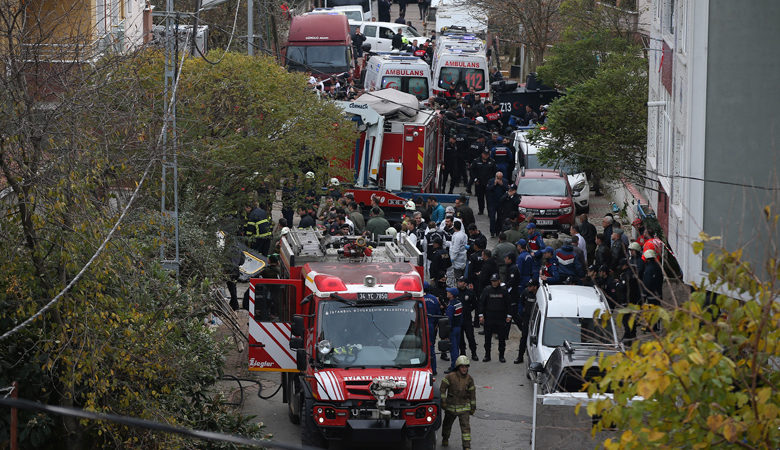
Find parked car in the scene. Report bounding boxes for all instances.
[525,283,621,381]
[514,168,575,233]
[511,130,589,213]
[358,22,424,52]
[528,342,620,394]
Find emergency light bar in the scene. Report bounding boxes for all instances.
[314,274,347,292]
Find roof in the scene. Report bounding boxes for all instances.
[543,285,609,318]
[289,14,349,42]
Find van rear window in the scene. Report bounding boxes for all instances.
[382,76,430,100]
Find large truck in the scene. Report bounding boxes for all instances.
[334,89,451,220]
[284,13,357,89]
[248,228,446,448]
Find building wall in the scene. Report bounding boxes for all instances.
[701,0,780,275]
[646,0,780,287]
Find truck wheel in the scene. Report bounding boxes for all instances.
[301,397,328,448]
[411,431,436,450]
[287,377,301,425]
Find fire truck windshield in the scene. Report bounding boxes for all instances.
[318,299,427,368]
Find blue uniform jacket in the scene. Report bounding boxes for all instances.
[516,250,534,287]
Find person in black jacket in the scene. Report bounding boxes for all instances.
[578,213,598,265]
[441,136,459,193]
[477,249,499,294]
[515,280,539,363]
[497,184,521,231]
[478,274,512,362]
[594,233,612,269]
[352,29,366,59]
[642,250,663,305]
[392,29,404,50]
[456,277,479,361]
[428,235,450,283]
[470,150,497,215]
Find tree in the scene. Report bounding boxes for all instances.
[0,3,354,446]
[531,31,648,184]
[469,0,564,72]
[584,226,780,448]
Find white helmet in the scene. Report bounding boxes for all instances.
[305,171,315,179]
[405,200,416,210]
[280,226,290,236]
[329,177,340,186]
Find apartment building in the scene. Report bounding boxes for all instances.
[644,0,780,286]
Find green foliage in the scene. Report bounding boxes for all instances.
[585,231,780,448]
[125,50,356,222]
[531,35,648,184]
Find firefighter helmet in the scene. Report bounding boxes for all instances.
[329,177,340,186]
[455,355,470,368]
[305,171,315,179]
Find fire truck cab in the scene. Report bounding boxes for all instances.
[248,228,444,448]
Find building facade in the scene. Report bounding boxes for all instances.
[645,0,780,286]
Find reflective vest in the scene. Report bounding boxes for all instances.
[246,218,271,239]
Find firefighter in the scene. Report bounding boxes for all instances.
[478,273,512,362]
[244,201,272,255]
[444,288,463,373]
[440,355,476,449]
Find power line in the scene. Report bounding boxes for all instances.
[0,397,314,450]
[0,25,192,342]
[0,158,155,342]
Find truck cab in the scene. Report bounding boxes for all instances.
[285,13,354,88]
[248,229,442,449]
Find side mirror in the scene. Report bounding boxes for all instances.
[528,361,543,373]
[296,349,307,372]
[438,317,451,339]
[290,337,303,350]
[292,315,304,337]
[437,339,451,352]
[362,43,372,52]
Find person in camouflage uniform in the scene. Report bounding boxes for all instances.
[440,355,476,448]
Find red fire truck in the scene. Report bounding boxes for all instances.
[248,228,447,448]
[336,89,452,219]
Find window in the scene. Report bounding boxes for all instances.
[382,76,430,100]
[285,45,351,72]
[515,178,568,197]
[541,317,615,347]
[380,27,395,40]
[437,67,485,92]
[663,0,675,35]
[363,25,377,37]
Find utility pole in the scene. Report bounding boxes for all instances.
[161,0,181,280]
[248,0,254,55]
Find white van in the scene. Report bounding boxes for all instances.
[525,283,621,381]
[311,6,366,22]
[359,22,424,52]
[431,33,489,98]
[363,54,432,100]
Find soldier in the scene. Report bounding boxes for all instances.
[456,277,479,361]
[478,273,512,362]
[440,355,476,449]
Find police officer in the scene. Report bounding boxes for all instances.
[478,273,512,362]
[470,149,497,216]
[440,355,476,449]
[424,282,442,375]
[456,277,479,361]
[444,288,463,373]
[441,136,459,193]
[490,136,515,181]
[465,135,487,195]
[515,280,539,364]
[244,201,271,255]
[515,239,534,287]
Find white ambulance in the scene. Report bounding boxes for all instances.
[363,53,433,100]
[431,33,489,98]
